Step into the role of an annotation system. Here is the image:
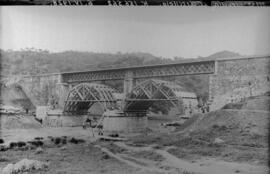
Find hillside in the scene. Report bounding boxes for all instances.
[0,48,242,76]
[132,95,270,165]
[0,49,174,76]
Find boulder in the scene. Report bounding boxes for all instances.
[1,159,49,174]
[214,138,225,144]
[2,164,14,174]
[35,147,44,154]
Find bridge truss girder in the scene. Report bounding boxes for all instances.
[61,61,215,83]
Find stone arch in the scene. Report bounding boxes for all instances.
[63,83,118,114]
[124,79,197,114]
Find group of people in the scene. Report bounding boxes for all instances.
[82,116,103,136]
[200,103,210,113]
[184,102,210,117]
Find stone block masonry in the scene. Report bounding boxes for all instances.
[43,115,88,127]
[4,73,69,109]
[210,56,270,110]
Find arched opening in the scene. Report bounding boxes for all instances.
[63,83,118,115]
[124,79,197,115]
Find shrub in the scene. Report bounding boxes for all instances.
[77,139,85,143]
[0,145,9,151]
[69,137,85,144]
[28,140,44,147]
[9,142,18,149]
[0,157,9,162]
[62,139,67,145]
[54,137,61,145]
[69,138,78,144]
[0,139,4,144]
[17,141,26,147]
[34,137,43,140]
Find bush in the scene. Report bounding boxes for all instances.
[9,142,18,149]
[36,141,44,147]
[0,145,9,151]
[69,137,85,144]
[77,139,85,143]
[62,139,67,145]
[0,139,4,144]
[17,141,26,147]
[69,138,78,144]
[28,140,44,147]
[0,157,9,162]
[54,138,61,145]
[34,137,43,140]
[109,134,119,138]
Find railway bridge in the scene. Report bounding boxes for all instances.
[7,55,270,116]
[60,59,215,115]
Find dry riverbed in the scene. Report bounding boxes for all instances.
[0,110,269,174]
[0,136,268,174]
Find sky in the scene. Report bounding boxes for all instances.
[1,7,270,58]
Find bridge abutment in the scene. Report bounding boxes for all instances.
[210,56,270,110]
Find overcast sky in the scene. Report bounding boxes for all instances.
[1,7,270,58]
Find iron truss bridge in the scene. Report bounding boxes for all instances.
[61,60,216,83]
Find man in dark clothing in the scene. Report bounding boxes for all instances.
[83,117,92,129]
[85,117,92,125]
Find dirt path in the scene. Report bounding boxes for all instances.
[114,142,269,174]
[96,145,166,174]
[156,149,268,174]
[223,109,270,113]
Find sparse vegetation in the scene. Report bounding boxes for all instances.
[17,141,26,147]
[54,137,61,145]
[27,140,44,147]
[69,137,85,144]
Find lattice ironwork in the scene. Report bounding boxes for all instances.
[63,83,118,114]
[62,70,126,83]
[61,61,215,83]
[124,79,196,113]
[132,61,215,78]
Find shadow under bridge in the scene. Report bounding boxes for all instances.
[63,83,119,114]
